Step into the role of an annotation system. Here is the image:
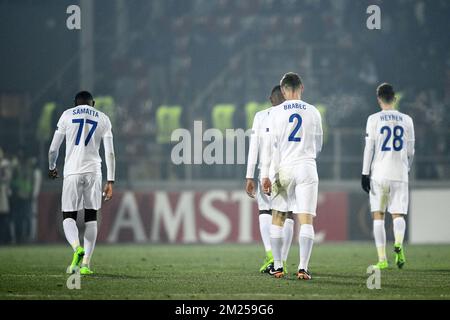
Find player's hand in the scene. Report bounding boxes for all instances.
[48,169,59,180]
[245,178,256,198]
[361,175,371,193]
[103,181,114,201]
[262,177,272,195]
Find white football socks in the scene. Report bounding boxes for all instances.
[298,224,314,271]
[82,221,98,267]
[270,224,283,270]
[281,218,294,262]
[63,218,80,251]
[373,220,386,262]
[259,214,272,253]
[393,216,406,246]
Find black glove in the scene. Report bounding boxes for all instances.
[48,168,59,179]
[361,175,371,193]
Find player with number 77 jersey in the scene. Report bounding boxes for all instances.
[48,91,115,276]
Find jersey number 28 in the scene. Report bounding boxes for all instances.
[380,125,404,151]
[72,119,98,146]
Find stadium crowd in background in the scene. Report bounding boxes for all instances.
[0,147,41,245]
[0,0,449,183]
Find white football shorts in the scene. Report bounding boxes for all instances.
[272,161,319,216]
[270,182,290,212]
[370,179,409,214]
[62,173,102,212]
[256,171,275,211]
[256,178,271,211]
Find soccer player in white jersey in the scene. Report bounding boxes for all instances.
[48,91,115,275]
[361,83,415,270]
[246,85,295,274]
[261,73,323,280]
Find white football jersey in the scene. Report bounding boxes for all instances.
[362,110,415,182]
[55,105,113,177]
[261,99,322,177]
[246,108,270,178]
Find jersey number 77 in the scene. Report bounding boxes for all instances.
[72,119,98,146]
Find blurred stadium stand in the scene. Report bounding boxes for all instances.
[1,0,449,184]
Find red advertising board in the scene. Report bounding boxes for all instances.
[38,190,348,243]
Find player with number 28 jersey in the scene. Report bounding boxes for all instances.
[363,109,414,184]
[361,83,415,271]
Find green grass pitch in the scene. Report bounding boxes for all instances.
[1,243,449,300]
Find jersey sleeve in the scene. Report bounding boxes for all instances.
[48,113,67,170]
[365,115,376,141]
[362,116,376,175]
[406,116,415,170]
[102,115,115,181]
[103,136,116,181]
[407,116,415,143]
[55,112,67,134]
[260,114,275,178]
[315,109,323,156]
[245,113,260,179]
[103,116,113,138]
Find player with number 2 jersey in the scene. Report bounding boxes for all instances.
[261,72,323,280]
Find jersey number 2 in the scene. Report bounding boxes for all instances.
[72,119,98,146]
[288,114,302,142]
[380,125,404,151]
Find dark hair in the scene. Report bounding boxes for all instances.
[280,72,302,90]
[271,85,282,95]
[74,91,94,106]
[270,84,285,105]
[376,83,395,103]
